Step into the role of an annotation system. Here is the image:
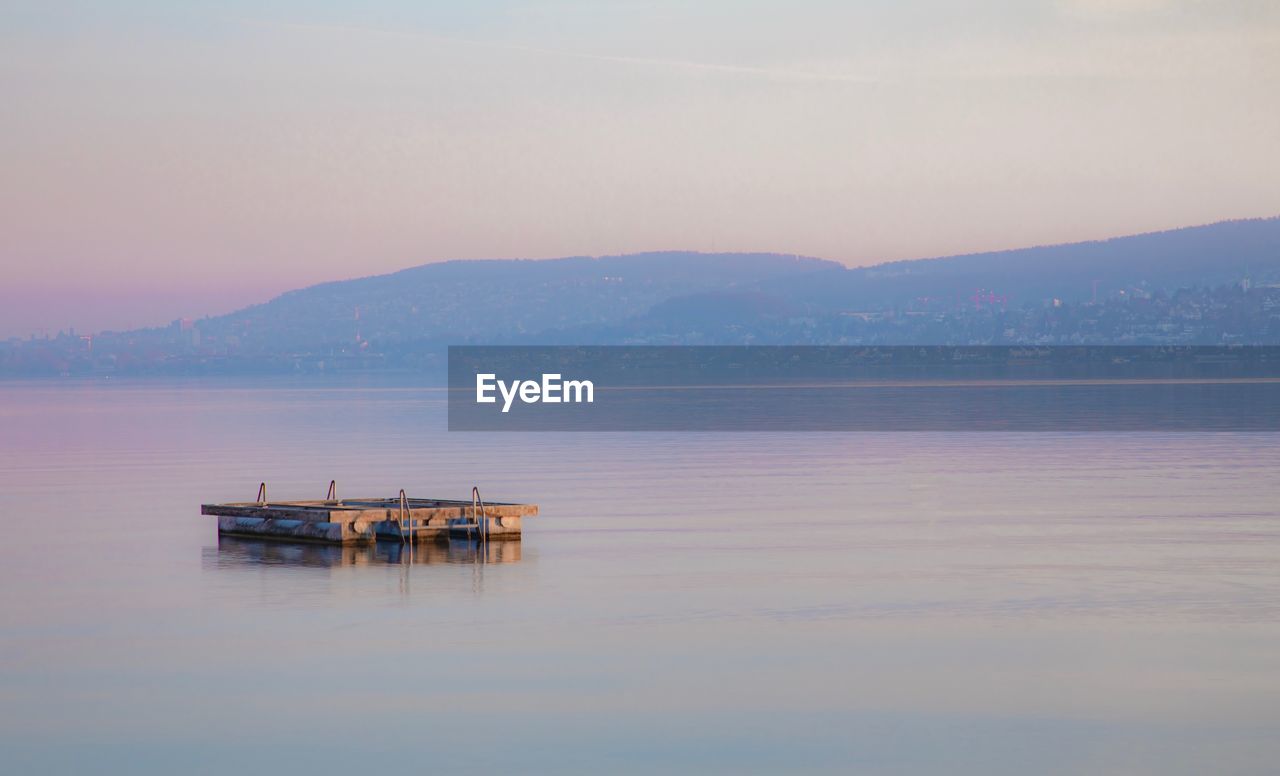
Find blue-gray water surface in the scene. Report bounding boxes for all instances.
[2,379,1278,774]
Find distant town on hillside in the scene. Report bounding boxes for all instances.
[5,217,1280,377]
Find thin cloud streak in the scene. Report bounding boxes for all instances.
[236,18,882,84]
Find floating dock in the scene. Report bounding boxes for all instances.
[202,483,537,544]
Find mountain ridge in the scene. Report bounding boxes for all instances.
[249,217,1280,332]
[7,217,1280,374]
[188,215,1280,351]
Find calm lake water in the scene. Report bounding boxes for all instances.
[2,379,1279,774]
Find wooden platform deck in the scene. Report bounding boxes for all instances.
[202,493,537,545]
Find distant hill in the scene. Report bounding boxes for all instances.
[197,251,836,352]
[192,217,1280,350]
[756,217,1280,311]
[8,217,1280,374]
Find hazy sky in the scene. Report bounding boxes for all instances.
[3,1,1279,337]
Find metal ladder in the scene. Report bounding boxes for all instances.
[391,486,491,544]
[397,489,412,542]
[469,486,489,544]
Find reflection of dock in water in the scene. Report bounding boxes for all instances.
[207,534,522,569]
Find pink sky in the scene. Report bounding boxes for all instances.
[3,1,1279,337]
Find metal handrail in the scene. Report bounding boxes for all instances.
[326,480,337,501]
[471,486,488,544]
[398,489,410,544]
[256,482,267,506]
